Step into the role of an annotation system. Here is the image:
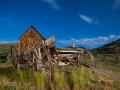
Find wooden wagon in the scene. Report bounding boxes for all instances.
[11,35,96,82]
[10,26,96,81]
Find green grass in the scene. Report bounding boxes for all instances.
[0,63,120,90]
[95,54,120,77]
[0,43,18,53]
[0,43,18,64]
[0,54,120,90]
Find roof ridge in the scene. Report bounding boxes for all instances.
[19,26,45,40]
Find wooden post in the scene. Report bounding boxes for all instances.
[102,50,105,61]
[18,42,20,51]
[115,47,119,64]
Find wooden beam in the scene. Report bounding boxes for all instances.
[115,47,119,63]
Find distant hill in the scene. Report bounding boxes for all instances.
[91,38,120,54]
[100,38,120,49]
[0,43,18,54]
[103,39,120,47]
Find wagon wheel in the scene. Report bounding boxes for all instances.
[78,48,96,67]
[11,45,20,68]
[33,44,54,82]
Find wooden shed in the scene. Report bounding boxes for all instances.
[19,26,45,51]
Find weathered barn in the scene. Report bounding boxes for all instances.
[19,26,45,51]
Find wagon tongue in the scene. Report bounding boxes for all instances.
[81,64,120,82]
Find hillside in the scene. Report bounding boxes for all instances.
[91,38,120,54]
[102,39,120,48]
[0,43,18,54]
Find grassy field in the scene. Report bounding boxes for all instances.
[0,43,18,54]
[0,43,18,63]
[0,54,120,90]
[95,54,120,77]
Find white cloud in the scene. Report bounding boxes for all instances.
[113,0,120,10]
[79,14,93,24]
[41,0,63,11]
[57,35,120,48]
[79,14,99,25]
[109,35,115,39]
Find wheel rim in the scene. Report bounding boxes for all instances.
[33,44,54,82]
[11,45,19,68]
[79,48,96,67]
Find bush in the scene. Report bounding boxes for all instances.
[6,54,12,64]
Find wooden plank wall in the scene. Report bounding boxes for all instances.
[19,27,44,51]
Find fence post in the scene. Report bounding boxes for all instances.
[102,50,105,61]
[115,47,119,64]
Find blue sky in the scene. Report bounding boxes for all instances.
[0,0,120,49]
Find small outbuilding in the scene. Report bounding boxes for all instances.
[19,26,45,51]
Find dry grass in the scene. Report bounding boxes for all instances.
[0,54,120,90]
[0,66,119,90]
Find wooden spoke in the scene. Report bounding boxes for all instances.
[11,45,20,68]
[33,44,54,82]
[79,48,96,67]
